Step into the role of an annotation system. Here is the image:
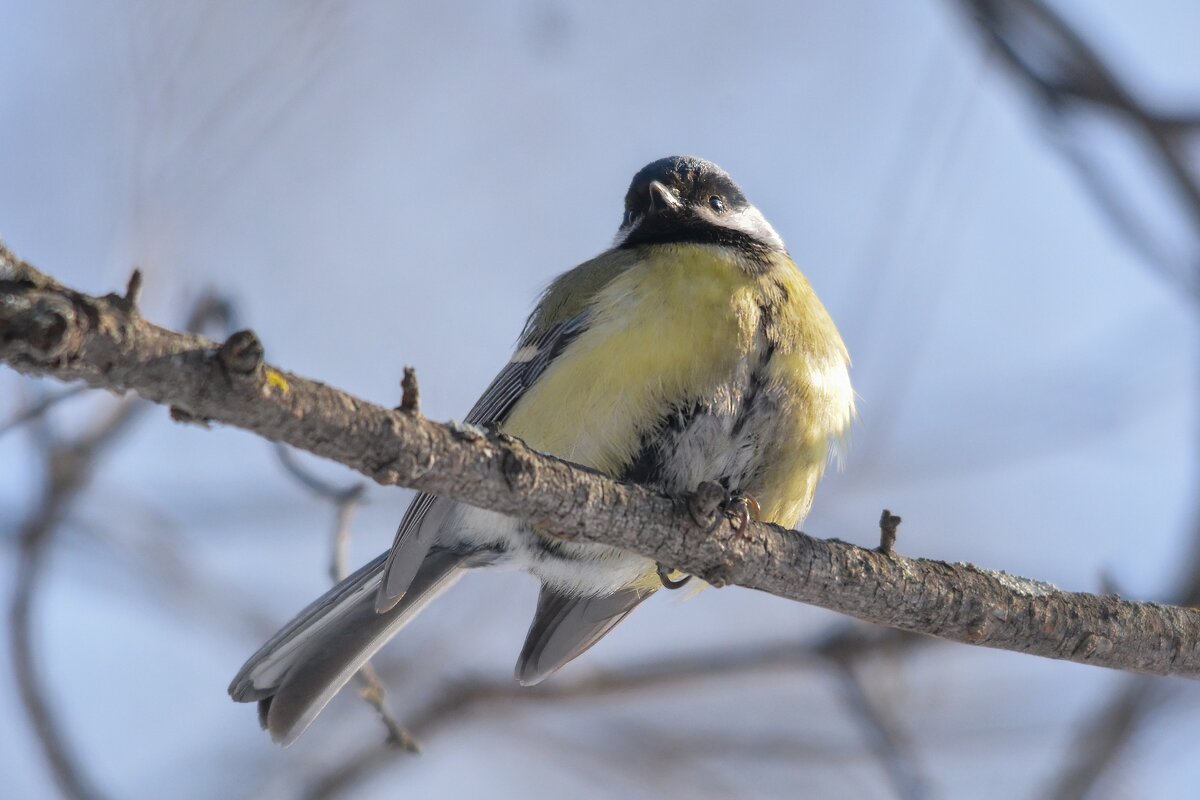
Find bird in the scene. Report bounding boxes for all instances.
[228,155,855,745]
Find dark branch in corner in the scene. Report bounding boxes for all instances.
[4,244,1200,681]
[958,0,1200,300]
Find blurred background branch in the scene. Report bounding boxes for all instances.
[10,397,142,800]
[6,293,230,800]
[304,626,926,800]
[954,1,1200,796]
[958,0,1200,300]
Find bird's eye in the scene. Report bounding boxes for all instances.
[622,209,635,227]
[709,196,725,212]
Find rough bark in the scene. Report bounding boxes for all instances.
[4,241,1199,679]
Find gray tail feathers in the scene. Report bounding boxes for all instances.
[229,548,475,745]
[376,493,449,612]
[515,584,653,686]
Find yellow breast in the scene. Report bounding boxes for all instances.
[502,243,853,532]
[503,244,762,476]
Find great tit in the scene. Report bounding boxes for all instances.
[230,155,854,744]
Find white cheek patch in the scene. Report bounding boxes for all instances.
[724,207,785,251]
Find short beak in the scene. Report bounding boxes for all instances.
[647,180,681,214]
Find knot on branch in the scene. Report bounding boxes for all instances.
[701,564,734,589]
[0,290,79,362]
[1072,633,1114,660]
[218,329,264,375]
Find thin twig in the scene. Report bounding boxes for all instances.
[124,268,143,307]
[0,385,89,440]
[878,509,901,556]
[833,664,932,800]
[1040,677,1164,800]
[10,398,145,800]
[398,366,420,414]
[273,442,362,504]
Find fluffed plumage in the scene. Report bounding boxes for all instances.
[230,155,854,744]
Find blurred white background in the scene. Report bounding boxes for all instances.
[2,1,1198,798]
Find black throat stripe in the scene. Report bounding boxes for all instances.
[619,219,777,267]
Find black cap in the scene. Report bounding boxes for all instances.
[618,156,784,263]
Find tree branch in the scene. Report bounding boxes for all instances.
[4,243,1200,680]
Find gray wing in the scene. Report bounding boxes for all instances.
[377,313,591,611]
[460,311,592,425]
[515,584,653,686]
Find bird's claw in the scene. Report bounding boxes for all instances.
[657,562,692,590]
[723,491,761,533]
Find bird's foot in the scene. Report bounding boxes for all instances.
[684,482,761,534]
[685,481,728,532]
[670,485,761,589]
[722,491,762,534]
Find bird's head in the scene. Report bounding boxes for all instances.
[616,156,785,262]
